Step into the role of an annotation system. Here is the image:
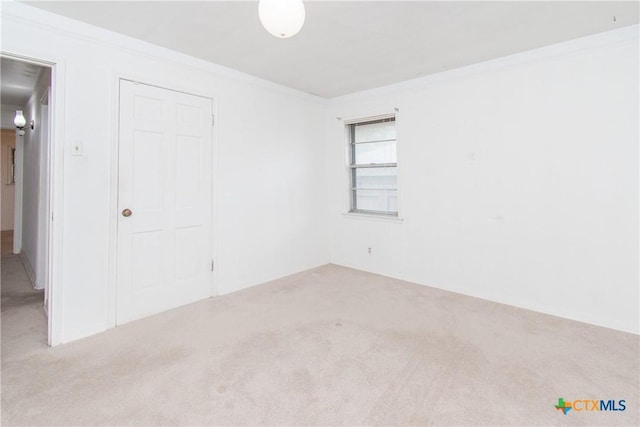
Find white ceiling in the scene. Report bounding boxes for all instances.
[24,1,639,98]
[0,57,45,106]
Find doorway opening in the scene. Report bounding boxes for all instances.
[0,56,54,347]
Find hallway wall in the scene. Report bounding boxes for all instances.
[20,68,51,289]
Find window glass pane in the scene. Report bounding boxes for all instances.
[353,189,398,214]
[354,167,397,190]
[348,117,398,216]
[354,140,396,164]
[354,120,395,143]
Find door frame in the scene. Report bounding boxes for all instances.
[0,51,66,346]
[108,73,219,329]
[38,91,50,304]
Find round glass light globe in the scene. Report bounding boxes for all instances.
[14,110,26,128]
[258,0,305,39]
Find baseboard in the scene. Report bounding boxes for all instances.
[329,262,639,335]
[18,252,37,289]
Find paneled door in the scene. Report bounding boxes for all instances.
[117,80,213,325]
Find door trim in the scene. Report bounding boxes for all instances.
[108,74,219,329]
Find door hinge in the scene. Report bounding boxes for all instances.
[211,259,215,271]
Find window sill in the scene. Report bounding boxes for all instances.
[341,212,404,223]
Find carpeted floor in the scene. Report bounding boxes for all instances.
[1,230,14,256]
[1,256,638,426]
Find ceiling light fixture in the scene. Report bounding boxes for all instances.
[258,0,305,39]
[14,110,26,136]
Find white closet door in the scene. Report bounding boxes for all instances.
[117,80,213,325]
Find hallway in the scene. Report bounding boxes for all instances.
[1,230,47,362]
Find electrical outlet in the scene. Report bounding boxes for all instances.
[368,247,372,254]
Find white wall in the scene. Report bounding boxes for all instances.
[20,67,50,287]
[326,26,639,334]
[1,130,16,231]
[2,1,329,343]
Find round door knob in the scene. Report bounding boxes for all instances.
[122,208,132,217]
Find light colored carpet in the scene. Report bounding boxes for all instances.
[1,258,638,426]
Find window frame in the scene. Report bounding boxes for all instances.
[346,114,398,217]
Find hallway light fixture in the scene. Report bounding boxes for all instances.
[258,0,305,39]
[14,110,26,136]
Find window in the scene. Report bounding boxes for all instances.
[347,115,397,216]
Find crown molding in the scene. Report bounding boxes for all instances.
[1,0,327,105]
[330,24,639,104]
